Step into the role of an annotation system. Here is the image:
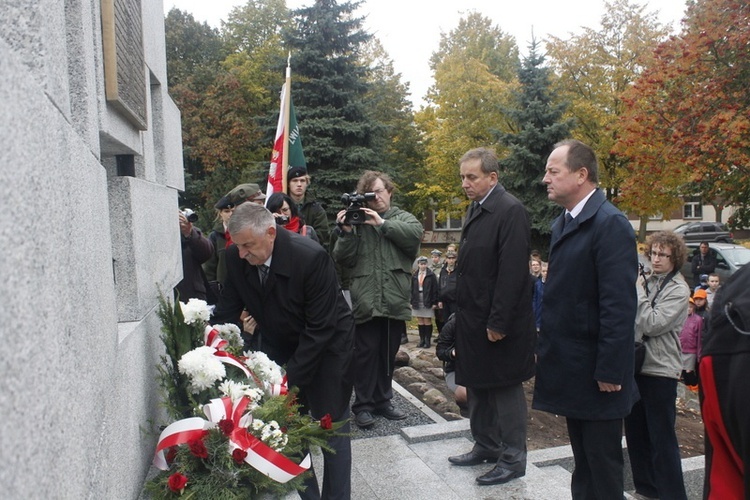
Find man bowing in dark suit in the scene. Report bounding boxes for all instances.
[448,148,536,486]
[212,202,354,500]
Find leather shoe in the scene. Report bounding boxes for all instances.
[448,450,498,466]
[373,405,407,420]
[400,333,408,345]
[354,411,375,428]
[475,466,524,485]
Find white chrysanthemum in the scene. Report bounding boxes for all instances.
[178,346,225,393]
[180,298,214,325]
[260,421,287,451]
[213,323,243,347]
[244,351,284,385]
[218,380,250,400]
[251,419,265,431]
[217,381,262,411]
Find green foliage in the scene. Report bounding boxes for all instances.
[360,38,425,213]
[496,38,574,251]
[545,0,672,200]
[282,0,385,214]
[156,293,205,420]
[147,297,347,498]
[413,13,520,221]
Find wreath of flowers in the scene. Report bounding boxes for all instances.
[145,297,343,498]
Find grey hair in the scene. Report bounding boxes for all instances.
[227,202,275,236]
[459,147,500,176]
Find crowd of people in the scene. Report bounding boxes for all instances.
[172,139,747,499]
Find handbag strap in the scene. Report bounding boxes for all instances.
[650,270,677,308]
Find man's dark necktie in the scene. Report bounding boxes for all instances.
[564,212,573,228]
[469,201,479,219]
[258,264,269,287]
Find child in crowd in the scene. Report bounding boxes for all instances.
[532,262,547,332]
[695,273,709,293]
[693,288,711,348]
[679,297,703,387]
[706,273,720,309]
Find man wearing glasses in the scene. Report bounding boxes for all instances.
[332,170,423,429]
[534,139,639,499]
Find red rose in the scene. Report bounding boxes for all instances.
[232,448,248,464]
[218,418,235,436]
[188,439,208,459]
[168,472,188,493]
[320,414,333,430]
[165,446,178,464]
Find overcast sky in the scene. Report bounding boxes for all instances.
[163,0,689,107]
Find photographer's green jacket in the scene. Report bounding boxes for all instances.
[332,206,422,324]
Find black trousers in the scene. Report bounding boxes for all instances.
[566,417,625,500]
[625,375,687,500]
[467,383,527,472]
[351,317,405,414]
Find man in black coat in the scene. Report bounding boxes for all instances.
[533,139,638,499]
[691,241,716,286]
[212,203,354,500]
[448,148,536,486]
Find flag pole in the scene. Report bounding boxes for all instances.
[281,53,292,194]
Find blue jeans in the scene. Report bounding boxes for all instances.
[625,375,687,500]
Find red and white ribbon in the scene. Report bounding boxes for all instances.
[205,396,310,483]
[265,374,289,396]
[229,428,311,483]
[152,417,213,470]
[203,396,253,428]
[204,326,228,350]
[213,350,251,378]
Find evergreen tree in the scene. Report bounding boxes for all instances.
[283,0,383,214]
[496,38,574,253]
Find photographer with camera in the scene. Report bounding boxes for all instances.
[266,192,320,244]
[332,170,423,428]
[176,209,214,302]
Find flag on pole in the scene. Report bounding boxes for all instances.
[267,82,306,200]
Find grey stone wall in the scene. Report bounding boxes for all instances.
[0,0,182,497]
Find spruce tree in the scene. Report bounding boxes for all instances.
[497,38,574,253]
[284,0,383,214]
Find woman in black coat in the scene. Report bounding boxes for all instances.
[411,256,439,348]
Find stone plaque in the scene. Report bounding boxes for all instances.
[101,0,147,130]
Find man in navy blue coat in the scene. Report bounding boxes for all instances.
[533,139,638,499]
[213,202,354,500]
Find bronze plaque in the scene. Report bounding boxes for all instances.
[101,0,147,130]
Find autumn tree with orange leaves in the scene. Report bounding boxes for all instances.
[615,0,750,233]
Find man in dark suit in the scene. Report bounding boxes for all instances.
[448,148,536,486]
[212,203,354,500]
[533,139,638,499]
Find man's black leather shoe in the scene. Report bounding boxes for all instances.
[374,405,407,420]
[475,466,525,485]
[448,450,498,466]
[354,411,375,428]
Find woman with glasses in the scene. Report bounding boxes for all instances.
[626,230,690,500]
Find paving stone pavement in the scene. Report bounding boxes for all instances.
[298,381,706,499]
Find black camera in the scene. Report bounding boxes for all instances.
[181,208,199,223]
[275,214,290,225]
[341,192,375,225]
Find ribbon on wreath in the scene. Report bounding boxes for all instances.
[152,417,212,470]
[204,326,229,350]
[205,327,289,396]
[204,396,311,483]
[153,396,311,483]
